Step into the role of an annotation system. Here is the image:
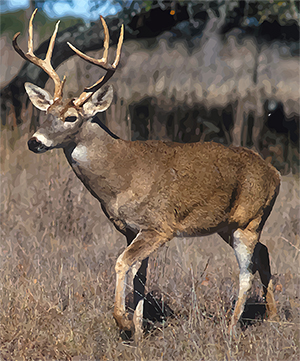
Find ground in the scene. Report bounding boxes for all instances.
[0,130,299,360]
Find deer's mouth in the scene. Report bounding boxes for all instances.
[28,137,50,153]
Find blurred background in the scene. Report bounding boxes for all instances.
[1,0,299,173]
[0,1,299,359]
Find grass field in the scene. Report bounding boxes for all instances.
[1,130,299,360]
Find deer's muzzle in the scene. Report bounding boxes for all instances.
[28,137,49,153]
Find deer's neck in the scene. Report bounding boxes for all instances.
[64,121,129,205]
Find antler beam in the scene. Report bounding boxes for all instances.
[68,16,124,107]
[12,9,65,101]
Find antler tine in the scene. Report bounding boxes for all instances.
[67,16,111,71]
[112,23,124,69]
[100,16,109,66]
[68,17,124,107]
[12,9,65,101]
[46,20,60,64]
[28,8,38,54]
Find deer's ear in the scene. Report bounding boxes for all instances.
[82,84,113,117]
[25,82,53,111]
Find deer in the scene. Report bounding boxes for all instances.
[13,9,280,339]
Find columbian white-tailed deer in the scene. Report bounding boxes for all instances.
[14,10,280,338]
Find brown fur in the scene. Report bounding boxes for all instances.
[67,128,280,238]
[47,98,80,119]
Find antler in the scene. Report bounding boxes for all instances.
[67,16,124,107]
[12,8,66,101]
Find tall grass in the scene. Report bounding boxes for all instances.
[0,128,299,360]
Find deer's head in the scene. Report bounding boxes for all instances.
[13,9,123,153]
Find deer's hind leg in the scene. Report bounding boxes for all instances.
[230,216,263,335]
[252,242,277,320]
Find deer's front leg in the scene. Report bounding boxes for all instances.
[113,230,170,332]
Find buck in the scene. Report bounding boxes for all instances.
[14,10,280,338]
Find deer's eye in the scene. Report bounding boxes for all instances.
[65,116,77,123]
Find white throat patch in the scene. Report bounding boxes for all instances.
[72,144,89,163]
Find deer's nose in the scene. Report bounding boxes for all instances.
[28,137,43,153]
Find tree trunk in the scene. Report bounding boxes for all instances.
[232,99,244,146]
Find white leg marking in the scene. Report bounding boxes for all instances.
[238,272,253,296]
[127,260,142,294]
[233,230,252,272]
[115,252,129,311]
[115,272,127,311]
[133,299,144,343]
[131,260,142,280]
[232,229,255,321]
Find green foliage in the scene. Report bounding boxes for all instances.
[0,9,84,38]
[109,0,299,28]
[2,0,298,39]
[143,0,153,12]
[0,10,26,37]
[243,0,299,26]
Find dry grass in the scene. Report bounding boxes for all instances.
[0,129,299,360]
